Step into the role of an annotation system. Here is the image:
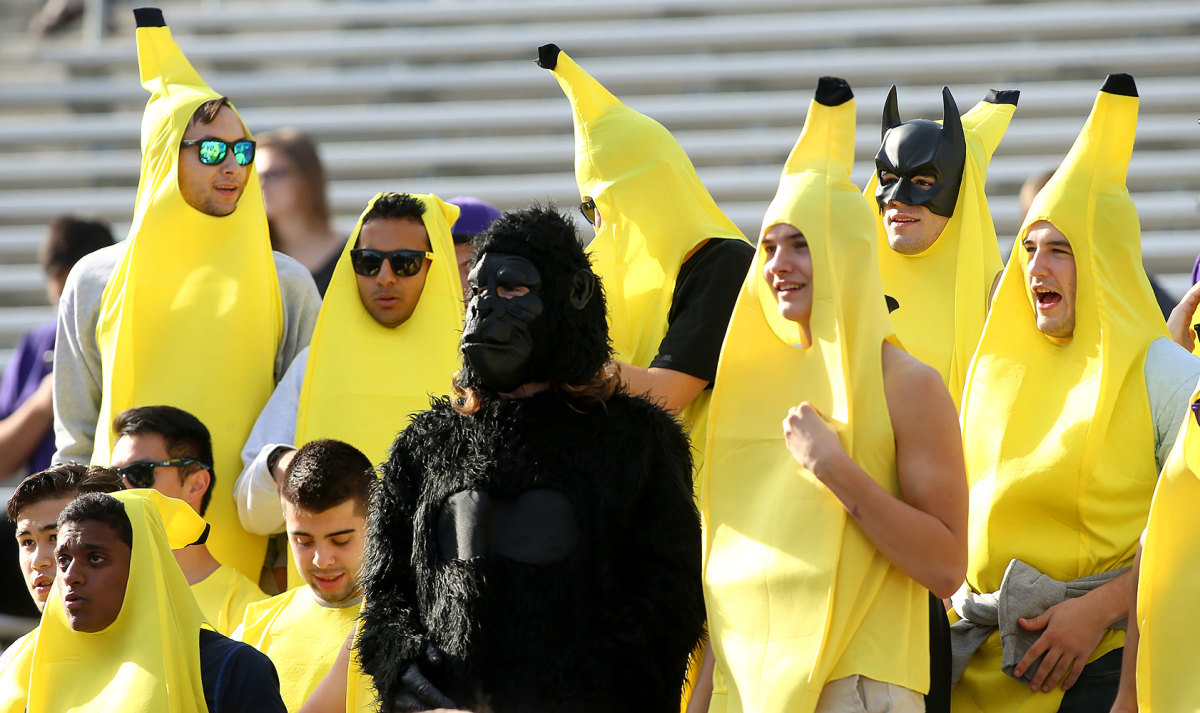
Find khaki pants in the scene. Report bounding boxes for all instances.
[814,676,925,713]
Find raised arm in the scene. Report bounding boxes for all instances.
[781,342,968,598]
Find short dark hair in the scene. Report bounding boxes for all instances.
[7,464,125,523]
[57,493,134,550]
[113,406,216,516]
[38,216,114,280]
[359,194,429,248]
[280,439,373,516]
[187,97,232,130]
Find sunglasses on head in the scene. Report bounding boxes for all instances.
[350,248,434,278]
[180,139,256,166]
[113,457,208,489]
[579,198,597,226]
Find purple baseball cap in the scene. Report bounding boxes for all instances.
[448,197,502,244]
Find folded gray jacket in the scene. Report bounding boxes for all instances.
[948,559,1128,688]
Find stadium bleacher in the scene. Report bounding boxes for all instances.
[0,0,1197,369]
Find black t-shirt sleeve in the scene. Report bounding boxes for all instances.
[648,238,755,385]
[199,628,287,713]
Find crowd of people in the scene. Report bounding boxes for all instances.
[1,7,1198,713]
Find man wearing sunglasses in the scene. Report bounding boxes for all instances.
[108,405,265,636]
[235,192,464,551]
[51,9,321,588]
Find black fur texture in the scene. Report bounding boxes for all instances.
[356,204,704,712]
[456,204,611,394]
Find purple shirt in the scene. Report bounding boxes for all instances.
[1191,254,1200,285]
[0,322,56,473]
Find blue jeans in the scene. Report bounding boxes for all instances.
[1056,647,1122,713]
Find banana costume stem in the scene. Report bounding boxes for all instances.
[702,77,927,713]
[866,86,1016,406]
[953,74,1167,713]
[94,8,282,580]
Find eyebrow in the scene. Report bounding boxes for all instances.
[15,523,59,538]
[289,528,357,539]
[55,543,109,556]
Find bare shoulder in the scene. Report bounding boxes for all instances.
[881,341,958,433]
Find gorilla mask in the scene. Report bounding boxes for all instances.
[458,205,609,394]
[874,86,966,218]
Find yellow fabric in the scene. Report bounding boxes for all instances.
[93,21,281,581]
[294,191,462,462]
[1136,385,1200,710]
[546,49,747,472]
[345,621,378,713]
[701,87,926,713]
[954,83,1165,713]
[288,192,462,589]
[237,587,361,712]
[27,490,210,713]
[0,629,36,713]
[865,98,1013,406]
[191,563,267,637]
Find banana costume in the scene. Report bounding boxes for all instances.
[27,489,210,713]
[93,8,281,580]
[865,87,1016,406]
[1135,385,1200,710]
[702,78,927,713]
[954,74,1165,713]
[280,192,462,589]
[294,192,463,463]
[236,588,361,713]
[538,44,749,470]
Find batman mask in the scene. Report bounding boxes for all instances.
[874,86,966,218]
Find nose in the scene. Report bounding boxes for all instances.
[765,249,791,278]
[1027,246,1049,278]
[33,542,55,572]
[62,558,84,587]
[376,260,398,286]
[312,543,337,570]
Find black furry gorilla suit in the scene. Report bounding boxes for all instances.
[357,205,706,713]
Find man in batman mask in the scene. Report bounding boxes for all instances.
[870,85,1016,408]
[356,205,705,713]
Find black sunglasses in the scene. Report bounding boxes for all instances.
[113,458,208,489]
[350,248,434,278]
[579,198,597,226]
[180,139,256,166]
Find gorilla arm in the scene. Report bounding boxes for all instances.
[356,423,429,704]
[607,397,707,704]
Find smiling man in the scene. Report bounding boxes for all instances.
[51,8,321,587]
[234,439,373,713]
[950,74,1200,713]
[234,193,463,566]
[868,85,1017,408]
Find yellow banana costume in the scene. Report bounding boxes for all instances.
[864,89,1015,406]
[0,630,36,713]
[954,74,1165,713]
[1135,386,1200,710]
[191,564,267,636]
[294,192,463,464]
[702,78,927,713]
[538,44,749,469]
[94,9,281,580]
[236,588,361,712]
[27,489,210,713]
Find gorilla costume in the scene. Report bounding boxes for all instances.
[357,205,705,712]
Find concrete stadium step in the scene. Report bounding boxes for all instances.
[30,2,1200,71]
[4,35,1199,109]
[3,77,1197,149]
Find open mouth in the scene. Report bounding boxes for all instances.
[63,592,85,610]
[887,213,919,228]
[774,281,808,297]
[1033,286,1062,310]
